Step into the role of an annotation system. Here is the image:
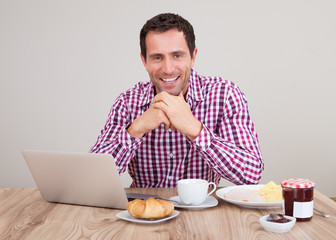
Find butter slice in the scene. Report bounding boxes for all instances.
[254,181,282,202]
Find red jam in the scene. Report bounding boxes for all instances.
[281,178,315,222]
[267,213,291,223]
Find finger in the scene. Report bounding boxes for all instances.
[178,91,184,98]
[162,116,171,130]
[165,123,170,131]
[151,91,171,105]
[151,91,164,103]
[152,101,169,113]
[151,105,171,129]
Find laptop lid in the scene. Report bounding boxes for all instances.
[22,150,129,209]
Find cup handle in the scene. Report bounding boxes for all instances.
[207,182,217,196]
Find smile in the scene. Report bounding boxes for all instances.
[160,76,179,83]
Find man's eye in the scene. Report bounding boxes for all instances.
[153,56,162,60]
[174,54,181,58]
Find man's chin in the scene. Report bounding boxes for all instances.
[163,89,181,96]
[155,86,179,96]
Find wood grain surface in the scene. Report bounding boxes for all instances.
[1,188,335,240]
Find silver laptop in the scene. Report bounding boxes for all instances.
[22,150,154,209]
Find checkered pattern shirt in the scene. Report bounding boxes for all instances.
[90,69,264,187]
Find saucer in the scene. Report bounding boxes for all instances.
[116,210,179,224]
[169,196,218,210]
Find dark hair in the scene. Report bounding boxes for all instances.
[140,13,196,60]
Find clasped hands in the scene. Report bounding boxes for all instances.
[127,91,202,141]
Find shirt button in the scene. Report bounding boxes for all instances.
[127,140,132,145]
[169,152,174,158]
[200,141,205,147]
[168,128,172,133]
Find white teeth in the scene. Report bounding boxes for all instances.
[161,77,178,82]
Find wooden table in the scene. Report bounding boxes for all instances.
[1,188,335,239]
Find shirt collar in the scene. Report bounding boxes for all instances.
[186,68,204,103]
[139,82,154,107]
[138,68,204,107]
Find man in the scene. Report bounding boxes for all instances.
[90,13,264,188]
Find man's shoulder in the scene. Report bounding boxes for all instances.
[115,81,153,107]
[197,74,239,92]
[120,81,152,97]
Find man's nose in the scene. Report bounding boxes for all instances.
[162,58,174,74]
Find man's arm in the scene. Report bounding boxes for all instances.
[90,92,173,174]
[89,97,141,174]
[192,86,264,185]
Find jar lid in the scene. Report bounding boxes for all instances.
[280,178,315,188]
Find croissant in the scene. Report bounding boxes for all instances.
[126,197,174,219]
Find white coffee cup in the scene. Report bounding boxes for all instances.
[177,179,217,205]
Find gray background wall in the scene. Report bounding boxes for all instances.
[1,0,335,196]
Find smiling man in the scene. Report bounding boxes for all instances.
[90,13,264,188]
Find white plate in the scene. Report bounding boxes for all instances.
[116,210,179,224]
[169,196,218,210]
[216,185,282,209]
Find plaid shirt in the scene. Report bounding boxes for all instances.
[90,69,264,187]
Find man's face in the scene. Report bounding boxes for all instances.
[141,29,197,96]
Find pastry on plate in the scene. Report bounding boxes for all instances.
[126,197,174,219]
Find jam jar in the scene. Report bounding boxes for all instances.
[280,178,315,222]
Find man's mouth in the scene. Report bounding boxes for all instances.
[160,76,180,83]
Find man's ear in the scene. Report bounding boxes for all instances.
[191,48,198,67]
[140,53,147,69]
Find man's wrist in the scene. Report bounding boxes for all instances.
[186,121,203,141]
[127,122,146,138]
